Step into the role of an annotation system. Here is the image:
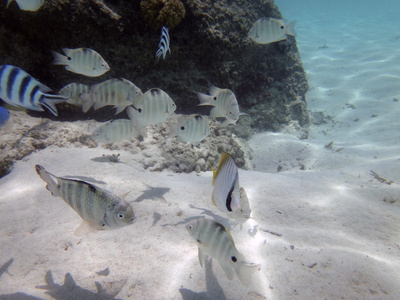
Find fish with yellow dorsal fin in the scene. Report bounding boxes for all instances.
[210,152,241,213]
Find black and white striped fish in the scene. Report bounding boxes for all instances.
[35,165,137,235]
[0,65,67,116]
[156,26,171,60]
[186,218,261,286]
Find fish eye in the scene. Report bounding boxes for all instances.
[67,56,72,61]
[180,126,185,130]
[102,223,106,227]
[138,108,142,113]
[118,214,124,219]
[231,256,237,262]
[213,97,217,101]
[280,25,285,29]
[188,225,193,230]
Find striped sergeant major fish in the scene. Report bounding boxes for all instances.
[197,86,246,127]
[186,218,261,286]
[248,18,296,45]
[0,65,67,116]
[156,26,171,60]
[35,165,136,235]
[52,48,110,77]
[210,152,241,214]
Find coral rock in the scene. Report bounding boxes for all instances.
[141,0,186,30]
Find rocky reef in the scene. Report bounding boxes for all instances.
[0,0,309,175]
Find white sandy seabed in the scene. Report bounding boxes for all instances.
[1,7,400,300]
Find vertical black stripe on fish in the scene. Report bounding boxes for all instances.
[19,76,31,104]
[225,183,235,212]
[6,67,19,100]
[29,85,40,106]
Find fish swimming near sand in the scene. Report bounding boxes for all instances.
[6,0,45,11]
[227,187,252,226]
[248,18,296,44]
[0,65,67,116]
[58,83,90,106]
[129,88,176,130]
[80,78,142,114]
[197,86,245,126]
[211,152,241,214]
[91,118,137,144]
[186,218,261,286]
[35,165,136,235]
[156,26,171,60]
[170,114,210,146]
[52,48,110,77]
[0,106,10,131]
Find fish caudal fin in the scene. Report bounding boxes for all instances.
[35,165,59,197]
[42,94,68,116]
[51,50,67,65]
[197,93,214,106]
[286,20,297,37]
[6,0,13,9]
[234,261,261,286]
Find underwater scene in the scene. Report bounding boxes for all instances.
[0,0,399,299]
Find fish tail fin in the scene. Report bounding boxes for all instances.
[235,261,261,286]
[51,50,67,65]
[41,94,68,116]
[80,93,94,113]
[197,93,213,106]
[6,0,14,9]
[35,165,59,197]
[286,20,297,37]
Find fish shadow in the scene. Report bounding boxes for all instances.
[189,204,231,230]
[134,184,170,203]
[0,292,43,300]
[35,270,125,300]
[179,258,226,300]
[0,258,14,279]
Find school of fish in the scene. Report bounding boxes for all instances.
[1,1,299,288]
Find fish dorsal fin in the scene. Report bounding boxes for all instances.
[224,226,236,246]
[210,163,217,185]
[215,152,232,179]
[208,86,220,96]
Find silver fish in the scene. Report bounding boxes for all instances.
[226,187,252,226]
[35,165,136,234]
[80,78,142,114]
[248,18,296,45]
[6,0,45,11]
[52,48,110,77]
[211,152,241,214]
[0,65,67,116]
[129,88,176,129]
[92,119,137,144]
[186,218,261,286]
[197,86,245,126]
[170,114,210,146]
[58,83,90,106]
[156,26,171,60]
